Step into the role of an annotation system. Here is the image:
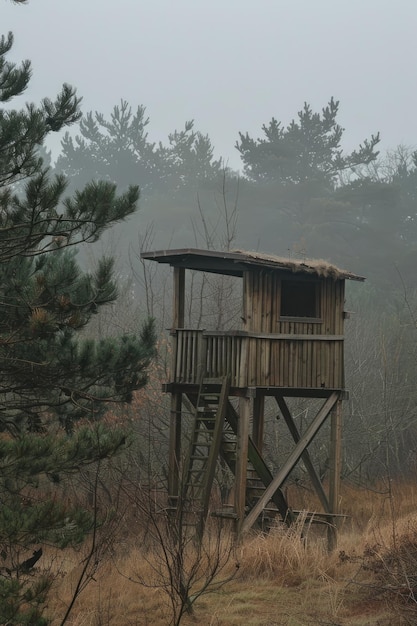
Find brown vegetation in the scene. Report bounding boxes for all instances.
[37,479,417,625]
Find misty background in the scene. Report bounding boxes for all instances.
[4,0,417,166]
[4,0,417,261]
[4,0,417,480]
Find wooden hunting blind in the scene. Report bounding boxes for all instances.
[141,248,364,541]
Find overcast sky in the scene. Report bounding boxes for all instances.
[3,0,417,170]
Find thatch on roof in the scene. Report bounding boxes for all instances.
[232,249,361,280]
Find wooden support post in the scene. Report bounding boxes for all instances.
[252,394,265,452]
[238,337,248,387]
[172,266,185,330]
[235,396,250,535]
[328,396,343,551]
[241,392,338,534]
[168,393,182,502]
[168,266,185,504]
[170,267,185,383]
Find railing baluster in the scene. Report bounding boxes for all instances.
[173,329,344,388]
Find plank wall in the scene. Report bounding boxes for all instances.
[242,270,345,389]
[172,270,346,390]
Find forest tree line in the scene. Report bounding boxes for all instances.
[51,96,417,289]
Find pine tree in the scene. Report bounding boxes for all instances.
[234,98,383,272]
[56,101,224,199]
[157,120,223,190]
[0,31,156,624]
[56,99,161,195]
[236,98,380,187]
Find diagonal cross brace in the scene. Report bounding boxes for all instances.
[241,392,339,534]
[276,396,331,514]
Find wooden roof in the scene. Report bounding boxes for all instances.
[140,248,365,281]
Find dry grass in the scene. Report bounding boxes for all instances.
[237,514,330,586]
[49,551,168,625]
[42,481,417,625]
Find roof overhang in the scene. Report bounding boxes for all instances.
[140,248,365,281]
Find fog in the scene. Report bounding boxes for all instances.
[4,0,417,290]
[3,0,417,168]
[4,0,417,523]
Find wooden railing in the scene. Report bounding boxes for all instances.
[172,329,344,389]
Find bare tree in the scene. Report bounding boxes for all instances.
[114,477,238,626]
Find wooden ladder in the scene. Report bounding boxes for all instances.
[183,376,230,538]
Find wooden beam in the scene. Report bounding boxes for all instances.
[252,394,265,452]
[172,266,185,328]
[328,398,343,551]
[238,337,248,388]
[275,396,331,513]
[168,393,182,501]
[202,330,344,341]
[329,399,343,513]
[241,392,339,534]
[168,266,185,499]
[163,383,346,399]
[235,397,250,532]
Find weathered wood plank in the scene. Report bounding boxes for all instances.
[203,331,344,340]
[235,397,250,531]
[328,398,343,550]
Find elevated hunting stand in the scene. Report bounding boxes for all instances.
[141,248,364,544]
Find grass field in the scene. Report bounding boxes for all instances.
[46,480,417,625]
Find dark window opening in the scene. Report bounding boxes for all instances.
[280,280,320,318]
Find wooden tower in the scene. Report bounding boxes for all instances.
[141,248,364,542]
